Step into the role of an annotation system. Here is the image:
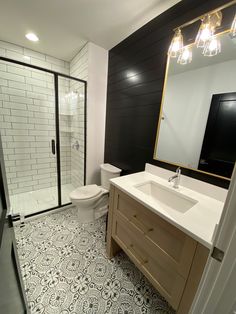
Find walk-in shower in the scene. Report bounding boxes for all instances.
[0,57,86,217]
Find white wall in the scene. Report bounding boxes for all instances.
[70,42,108,185]
[0,41,70,195]
[87,43,108,184]
[157,59,236,168]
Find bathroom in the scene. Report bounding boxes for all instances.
[0,0,236,313]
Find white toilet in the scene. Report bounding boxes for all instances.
[69,163,121,222]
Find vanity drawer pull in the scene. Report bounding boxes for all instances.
[131,214,154,235]
[132,215,154,234]
[131,214,150,232]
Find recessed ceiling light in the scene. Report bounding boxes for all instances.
[25,33,39,42]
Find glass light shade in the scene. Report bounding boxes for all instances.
[65,91,78,103]
[168,29,183,58]
[230,14,236,37]
[177,46,192,65]
[71,92,78,100]
[196,19,214,48]
[203,37,221,57]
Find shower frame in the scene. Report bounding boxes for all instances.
[0,56,87,218]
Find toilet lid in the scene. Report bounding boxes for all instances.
[70,184,102,200]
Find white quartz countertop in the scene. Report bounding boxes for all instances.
[110,171,225,249]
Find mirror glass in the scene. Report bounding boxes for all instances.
[154,31,236,179]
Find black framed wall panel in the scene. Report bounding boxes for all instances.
[104,0,233,188]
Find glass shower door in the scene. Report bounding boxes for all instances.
[0,60,58,216]
[58,76,86,205]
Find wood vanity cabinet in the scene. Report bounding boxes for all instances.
[106,185,210,313]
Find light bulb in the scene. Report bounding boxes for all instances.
[203,37,221,57]
[65,91,78,102]
[199,24,212,41]
[168,29,183,58]
[196,12,222,49]
[196,17,214,48]
[177,46,192,65]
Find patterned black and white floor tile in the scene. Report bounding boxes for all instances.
[14,207,175,314]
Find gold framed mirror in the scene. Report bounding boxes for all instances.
[153,2,236,181]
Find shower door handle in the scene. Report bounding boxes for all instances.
[51,139,56,155]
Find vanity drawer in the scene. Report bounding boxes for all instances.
[112,213,186,309]
[113,214,148,267]
[113,188,197,278]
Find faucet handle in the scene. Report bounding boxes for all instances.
[176,167,181,174]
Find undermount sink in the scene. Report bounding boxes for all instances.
[134,180,198,213]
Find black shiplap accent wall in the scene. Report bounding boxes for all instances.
[104,0,234,189]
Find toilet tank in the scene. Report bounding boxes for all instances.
[100,163,121,190]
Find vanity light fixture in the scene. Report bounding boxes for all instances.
[177,46,192,65]
[65,91,78,103]
[70,91,78,100]
[230,13,236,37]
[167,1,236,66]
[168,29,183,58]
[203,36,221,57]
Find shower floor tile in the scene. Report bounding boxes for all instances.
[14,207,174,314]
[10,183,75,216]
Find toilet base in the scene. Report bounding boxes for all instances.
[75,205,108,223]
[74,193,109,223]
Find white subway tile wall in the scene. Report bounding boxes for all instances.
[58,78,72,189]
[70,44,88,188]
[0,40,85,202]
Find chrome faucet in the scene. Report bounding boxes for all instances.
[168,167,181,189]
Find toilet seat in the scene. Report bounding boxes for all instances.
[70,184,102,201]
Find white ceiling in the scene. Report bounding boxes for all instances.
[0,0,181,61]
